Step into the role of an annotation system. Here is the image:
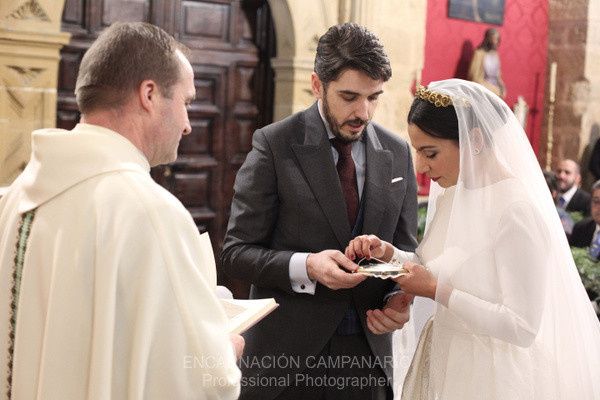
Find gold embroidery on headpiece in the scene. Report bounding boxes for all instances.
[415,85,452,107]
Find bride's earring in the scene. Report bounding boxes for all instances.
[469,128,484,156]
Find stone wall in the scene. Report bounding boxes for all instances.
[582,0,600,149]
[0,0,69,186]
[543,0,590,167]
[580,0,600,187]
[268,0,426,138]
[367,0,426,135]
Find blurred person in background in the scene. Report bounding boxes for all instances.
[468,28,506,98]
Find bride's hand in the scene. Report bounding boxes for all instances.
[345,234,392,261]
[394,262,437,300]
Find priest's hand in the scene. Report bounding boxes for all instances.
[230,334,245,360]
[394,262,437,300]
[306,250,366,290]
[366,292,413,334]
[345,234,393,262]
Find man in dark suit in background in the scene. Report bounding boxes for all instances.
[555,159,591,216]
[221,23,418,400]
[570,180,600,250]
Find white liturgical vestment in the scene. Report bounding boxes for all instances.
[0,124,240,399]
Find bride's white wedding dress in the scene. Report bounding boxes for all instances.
[392,184,453,398]
[391,80,600,400]
[399,181,562,399]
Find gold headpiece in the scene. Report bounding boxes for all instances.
[415,85,452,107]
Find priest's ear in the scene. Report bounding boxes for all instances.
[469,127,484,155]
[138,79,159,113]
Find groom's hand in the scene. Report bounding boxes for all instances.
[306,250,366,290]
[345,234,391,261]
[366,292,413,335]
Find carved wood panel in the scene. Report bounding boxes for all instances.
[62,0,84,25]
[102,0,150,26]
[58,0,274,295]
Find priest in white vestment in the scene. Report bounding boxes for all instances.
[0,22,241,399]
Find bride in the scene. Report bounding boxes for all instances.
[347,79,600,399]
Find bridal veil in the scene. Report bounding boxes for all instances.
[410,79,600,399]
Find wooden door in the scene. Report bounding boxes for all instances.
[57,0,274,296]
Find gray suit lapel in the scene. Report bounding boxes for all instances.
[362,124,392,235]
[291,104,351,248]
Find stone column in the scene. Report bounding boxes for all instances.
[268,0,337,121]
[365,0,426,135]
[580,0,600,188]
[0,0,70,186]
[270,56,316,119]
[583,0,600,135]
[267,0,427,139]
[543,0,589,167]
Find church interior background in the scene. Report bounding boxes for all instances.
[1,0,599,296]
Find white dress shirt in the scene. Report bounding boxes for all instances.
[289,100,366,294]
[559,184,578,208]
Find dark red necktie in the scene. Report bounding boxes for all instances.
[331,138,359,228]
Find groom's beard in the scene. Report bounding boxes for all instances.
[323,93,368,143]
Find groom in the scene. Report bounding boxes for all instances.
[222,22,418,399]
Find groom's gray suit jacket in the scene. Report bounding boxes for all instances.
[221,102,418,399]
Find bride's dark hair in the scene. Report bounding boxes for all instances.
[407,97,459,141]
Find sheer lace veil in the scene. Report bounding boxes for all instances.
[421,79,600,399]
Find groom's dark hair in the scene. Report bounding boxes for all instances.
[314,23,392,87]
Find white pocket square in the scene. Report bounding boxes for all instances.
[391,177,404,183]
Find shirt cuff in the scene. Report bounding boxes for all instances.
[383,288,403,304]
[438,283,455,308]
[289,252,316,295]
[391,247,420,264]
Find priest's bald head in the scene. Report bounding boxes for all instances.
[75,22,196,166]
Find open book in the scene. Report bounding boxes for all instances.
[220,298,279,334]
[196,232,279,334]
